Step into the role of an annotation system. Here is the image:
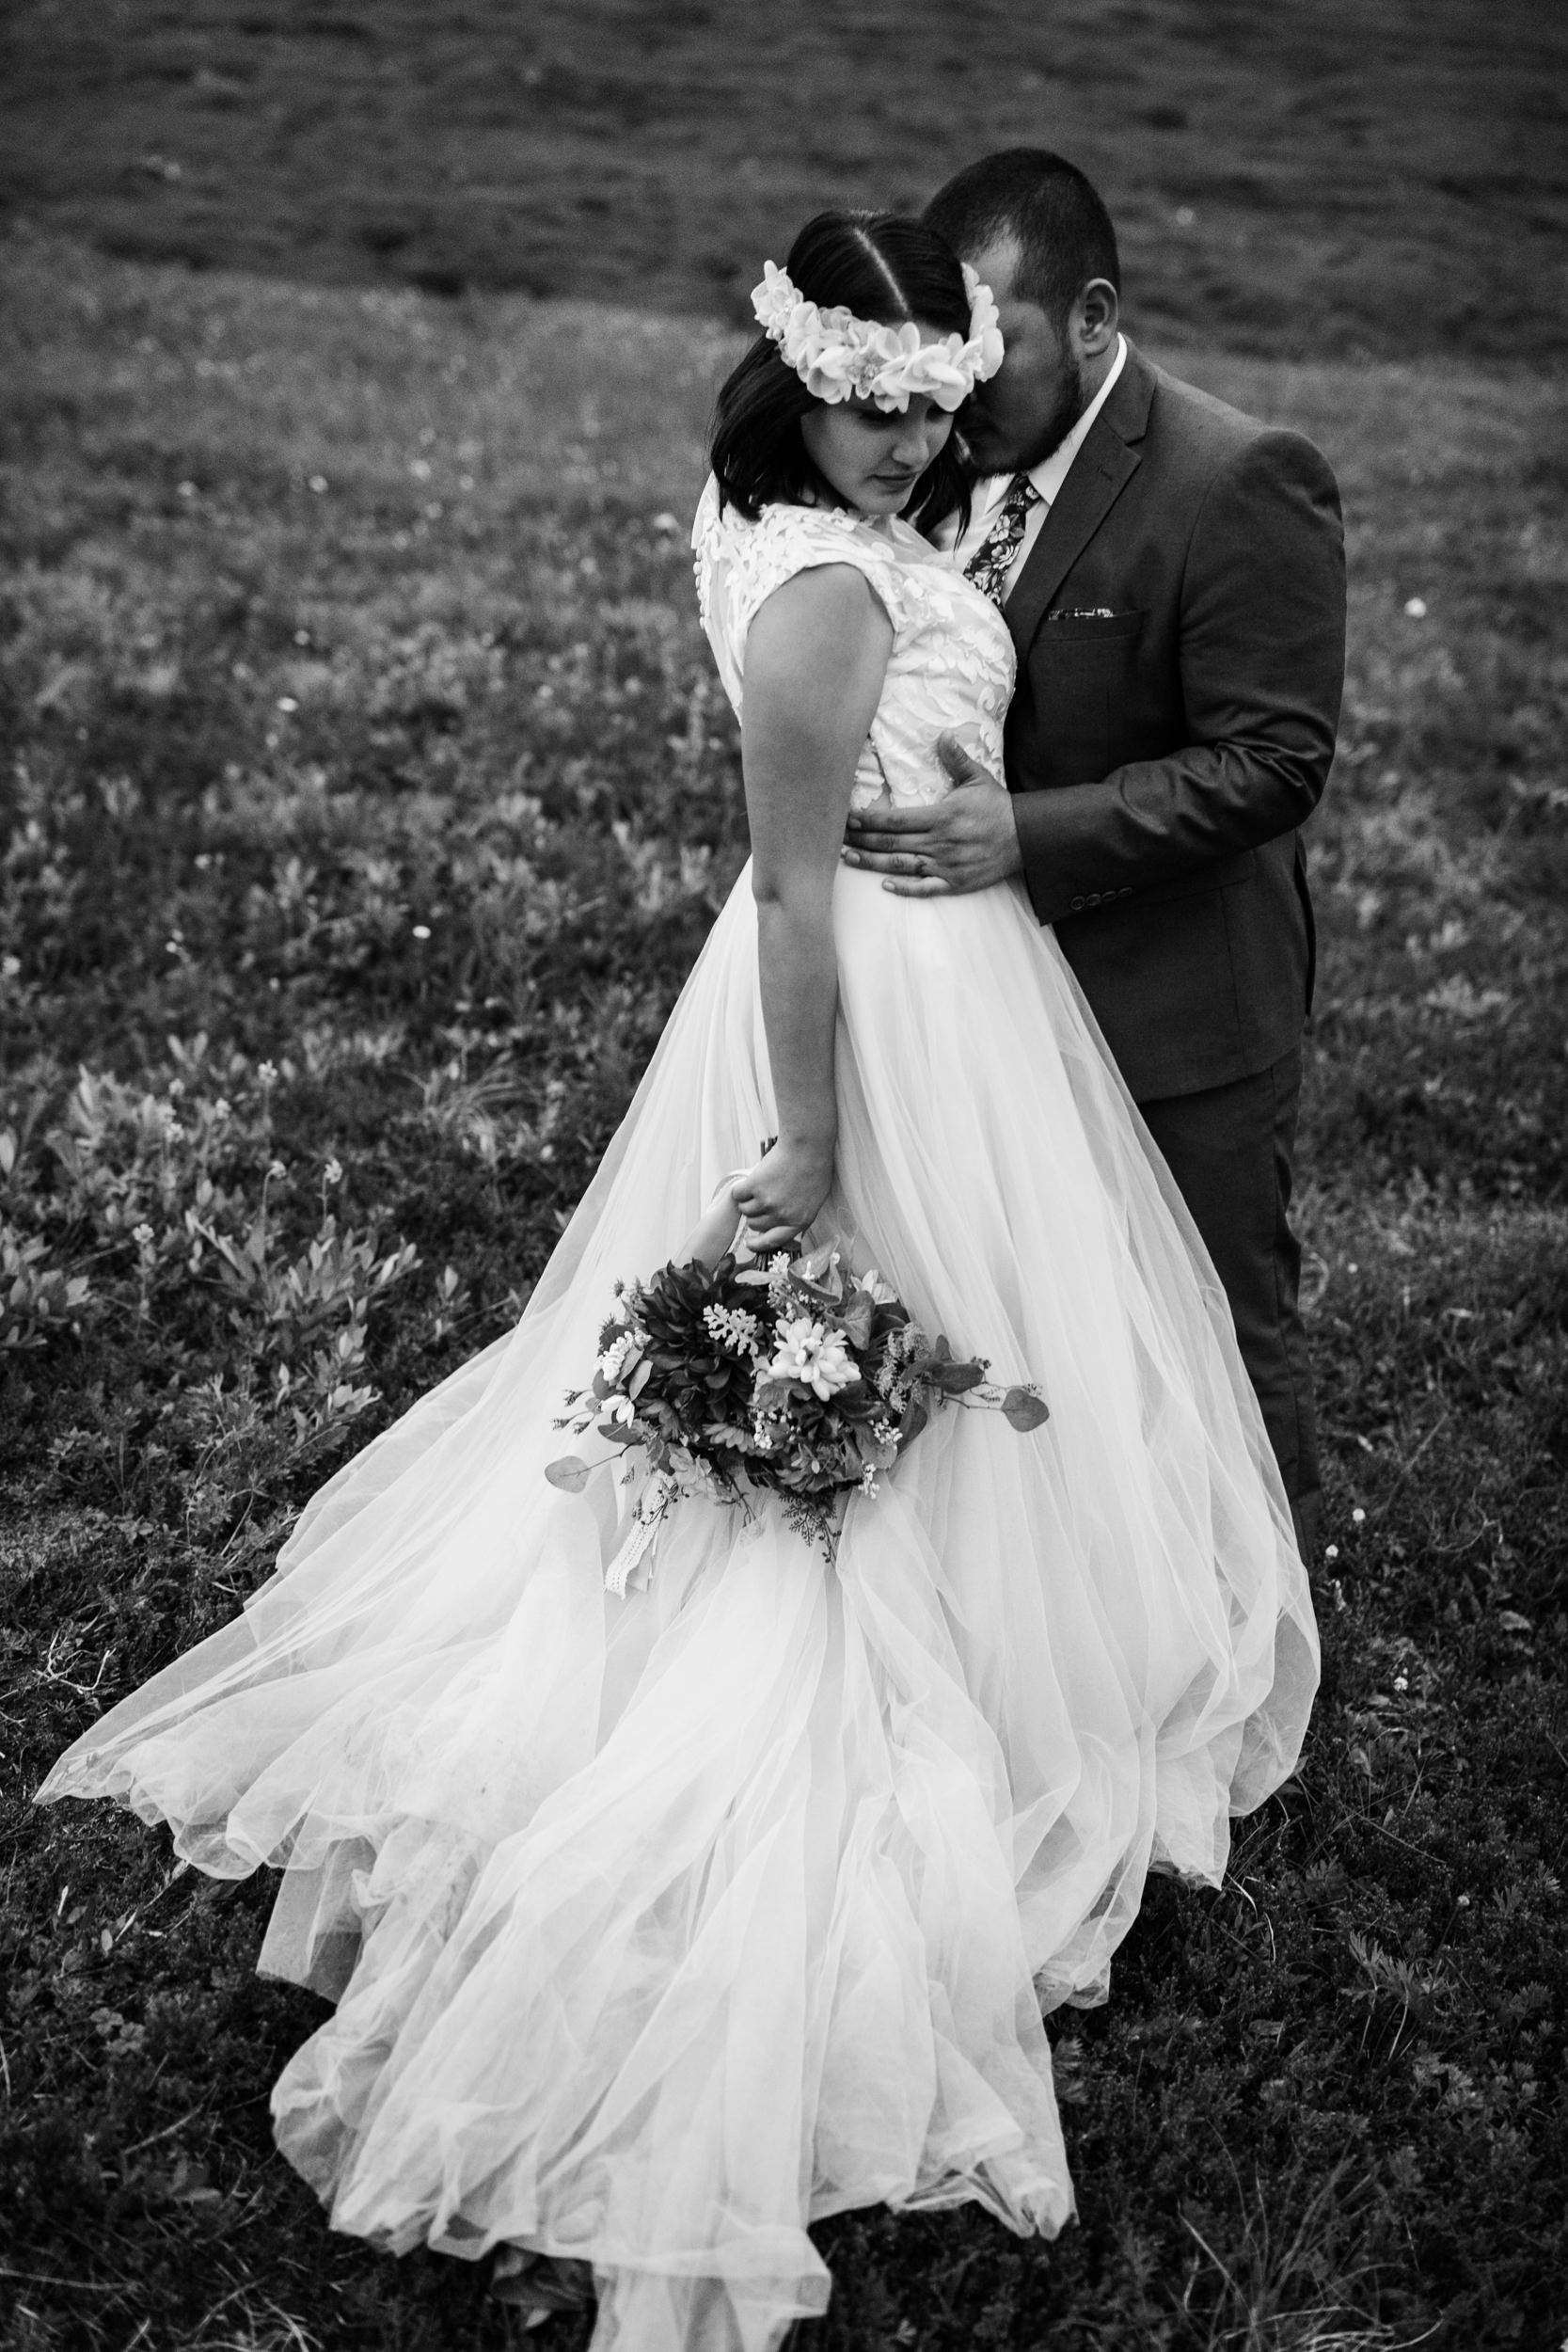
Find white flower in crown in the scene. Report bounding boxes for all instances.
[961,263,1006,381]
[752,259,799,340]
[751,259,1005,414]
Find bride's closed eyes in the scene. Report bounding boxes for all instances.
[800,383,956,517]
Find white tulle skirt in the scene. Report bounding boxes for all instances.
[40,865,1318,2352]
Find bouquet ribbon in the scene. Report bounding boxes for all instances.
[604,1471,673,1598]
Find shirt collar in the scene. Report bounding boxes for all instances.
[979,332,1129,517]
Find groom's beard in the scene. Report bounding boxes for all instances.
[959,362,1090,482]
[1009,364,1092,476]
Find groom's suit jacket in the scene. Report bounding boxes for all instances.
[1001,341,1345,1101]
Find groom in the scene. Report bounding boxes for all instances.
[844,151,1346,1557]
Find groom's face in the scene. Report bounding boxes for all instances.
[954,236,1086,478]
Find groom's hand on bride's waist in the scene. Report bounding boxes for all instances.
[841,734,1023,897]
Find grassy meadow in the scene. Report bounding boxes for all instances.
[1,216,1566,2352]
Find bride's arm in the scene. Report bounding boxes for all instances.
[729,563,894,1250]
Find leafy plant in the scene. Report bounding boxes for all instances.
[1,1191,93,1352]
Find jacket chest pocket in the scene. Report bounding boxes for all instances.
[1032,610,1146,776]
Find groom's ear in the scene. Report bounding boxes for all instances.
[1073,278,1120,360]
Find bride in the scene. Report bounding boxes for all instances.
[40,211,1318,2350]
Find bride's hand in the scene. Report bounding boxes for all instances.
[730,1136,834,1253]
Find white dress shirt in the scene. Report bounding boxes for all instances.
[942,333,1128,598]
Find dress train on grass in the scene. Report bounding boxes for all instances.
[41,861,1317,2352]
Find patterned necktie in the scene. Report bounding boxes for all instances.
[963,472,1042,608]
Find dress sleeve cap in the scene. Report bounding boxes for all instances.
[734,507,908,653]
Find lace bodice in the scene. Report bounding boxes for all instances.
[691,475,1015,811]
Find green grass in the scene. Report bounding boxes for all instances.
[3,0,1568,360]
[1,232,1566,2349]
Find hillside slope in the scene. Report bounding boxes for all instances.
[3,0,1566,358]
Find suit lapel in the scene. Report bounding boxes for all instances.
[1004,342,1157,664]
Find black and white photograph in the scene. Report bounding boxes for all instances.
[1,4,1564,2347]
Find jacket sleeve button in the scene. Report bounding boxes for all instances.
[1069,896,1085,912]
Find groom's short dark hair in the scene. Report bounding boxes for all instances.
[924,151,1120,328]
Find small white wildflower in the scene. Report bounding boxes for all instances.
[213,1097,230,1120]
[1352,1506,1367,1525]
[765,1251,794,1305]
[167,1078,184,1098]
[1403,596,1427,618]
[1457,1894,1470,1909]
[323,1156,343,1186]
[1325,1543,1339,1561]
[133,1222,154,1248]
[257,1061,278,1087]
[267,1157,286,1181]
[1393,1675,1409,1692]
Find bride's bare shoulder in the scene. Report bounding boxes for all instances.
[745,559,894,685]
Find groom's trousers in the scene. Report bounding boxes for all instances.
[1136,1047,1321,1562]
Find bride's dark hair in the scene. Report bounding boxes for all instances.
[710,210,974,535]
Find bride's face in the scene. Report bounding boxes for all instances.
[800,374,954,517]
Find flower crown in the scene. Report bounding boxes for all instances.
[751,259,1004,413]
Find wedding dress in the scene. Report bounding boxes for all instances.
[40,479,1319,2352]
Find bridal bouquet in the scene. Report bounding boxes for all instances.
[547,1238,1048,1593]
